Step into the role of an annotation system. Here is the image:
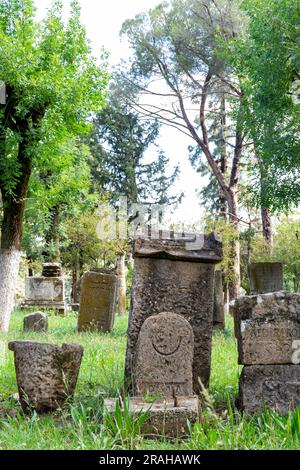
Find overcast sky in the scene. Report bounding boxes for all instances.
[35,0,204,226]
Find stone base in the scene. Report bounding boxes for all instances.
[238,365,300,415]
[104,397,199,438]
[20,300,66,315]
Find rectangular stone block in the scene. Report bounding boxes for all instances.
[233,292,300,365]
[134,231,223,263]
[104,397,199,438]
[25,277,64,302]
[126,258,215,392]
[249,262,283,294]
[238,365,300,415]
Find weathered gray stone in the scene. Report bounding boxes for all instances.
[134,312,194,397]
[213,270,225,329]
[104,397,199,438]
[8,340,83,413]
[134,231,223,263]
[21,276,66,314]
[249,262,283,294]
[125,232,223,393]
[233,292,300,365]
[23,312,48,332]
[42,263,62,278]
[78,271,117,332]
[25,277,64,301]
[238,365,300,415]
[72,277,82,304]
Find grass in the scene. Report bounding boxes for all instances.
[0,311,299,450]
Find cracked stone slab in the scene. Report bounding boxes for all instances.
[233,292,300,365]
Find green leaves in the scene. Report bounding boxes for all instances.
[0,0,109,193]
[228,0,300,210]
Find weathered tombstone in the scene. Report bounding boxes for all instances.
[23,312,48,332]
[134,312,194,397]
[213,270,225,329]
[238,365,300,415]
[21,263,66,314]
[125,231,223,392]
[234,291,300,414]
[71,277,82,312]
[248,262,283,294]
[78,271,117,332]
[8,340,83,413]
[233,292,300,365]
[105,312,199,437]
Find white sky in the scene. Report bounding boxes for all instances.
[35,0,205,226]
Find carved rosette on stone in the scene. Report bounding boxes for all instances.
[9,340,83,414]
[125,231,223,393]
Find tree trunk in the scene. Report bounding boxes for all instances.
[227,188,241,301]
[0,137,32,332]
[0,250,21,332]
[220,94,228,220]
[117,255,127,316]
[261,207,273,252]
[0,191,26,332]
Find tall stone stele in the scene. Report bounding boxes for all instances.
[125,231,223,393]
[78,270,117,332]
[21,263,66,315]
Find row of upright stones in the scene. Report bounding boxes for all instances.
[11,230,224,436]
[233,262,300,414]
[13,229,300,432]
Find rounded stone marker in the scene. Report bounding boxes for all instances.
[133,312,194,397]
[23,312,48,332]
[8,341,83,413]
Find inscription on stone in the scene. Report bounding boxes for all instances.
[78,271,117,332]
[134,312,194,397]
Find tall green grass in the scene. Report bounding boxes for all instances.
[0,310,299,450]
